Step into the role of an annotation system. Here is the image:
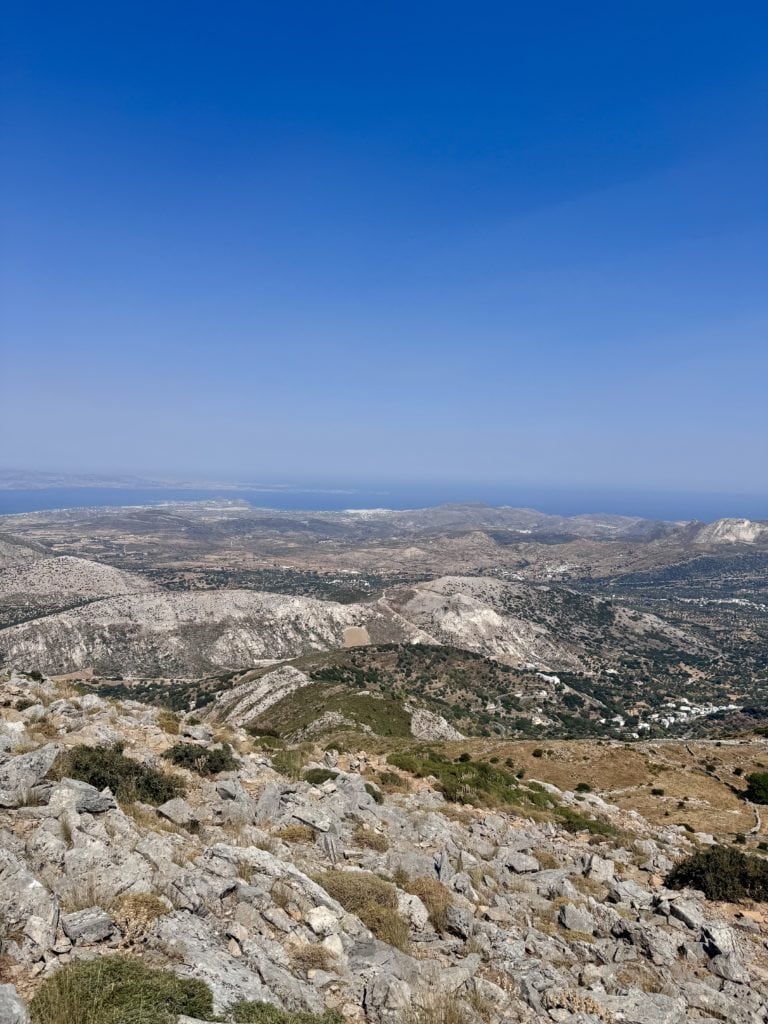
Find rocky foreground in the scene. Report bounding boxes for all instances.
[1,670,767,1023]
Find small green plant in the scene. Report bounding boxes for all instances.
[651,788,665,796]
[364,782,384,804]
[302,768,338,785]
[54,744,184,806]
[163,742,237,776]
[532,748,544,758]
[575,782,592,793]
[29,955,213,1024]
[230,1002,343,1023]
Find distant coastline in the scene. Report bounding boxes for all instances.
[0,484,765,522]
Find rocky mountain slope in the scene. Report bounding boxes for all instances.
[0,573,707,679]
[0,555,156,628]
[1,669,767,1024]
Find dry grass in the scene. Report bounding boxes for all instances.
[60,875,112,913]
[113,893,168,940]
[315,870,409,952]
[532,849,559,870]
[275,823,316,844]
[353,824,389,852]
[289,943,335,974]
[431,737,768,840]
[156,710,180,735]
[271,880,293,910]
[393,872,452,933]
[403,990,491,1024]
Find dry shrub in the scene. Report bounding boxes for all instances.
[397,875,452,933]
[275,823,315,844]
[113,893,168,940]
[315,870,409,952]
[157,710,180,735]
[533,848,559,870]
[403,991,480,1024]
[353,824,388,852]
[290,943,335,974]
[271,880,293,910]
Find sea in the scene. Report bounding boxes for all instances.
[0,484,765,522]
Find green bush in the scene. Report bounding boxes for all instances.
[557,806,617,837]
[666,845,768,902]
[387,750,525,809]
[364,782,384,804]
[230,1002,342,1023]
[54,744,184,806]
[29,955,213,1024]
[745,772,768,804]
[575,782,592,793]
[163,742,237,776]
[302,768,338,785]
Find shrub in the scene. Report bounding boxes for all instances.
[651,788,665,796]
[315,870,409,950]
[353,824,388,852]
[457,752,472,763]
[271,749,305,781]
[302,768,338,785]
[156,710,180,735]
[230,1002,343,1023]
[575,782,592,793]
[532,748,544,758]
[275,824,316,844]
[289,943,335,973]
[666,845,768,902]
[557,806,617,837]
[364,782,384,804]
[163,742,237,776]
[29,955,213,1024]
[113,893,168,940]
[54,744,183,806]
[397,875,452,933]
[378,770,407,790]
[387,750,523,809]
[745,772,768,804]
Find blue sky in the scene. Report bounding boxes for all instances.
[2,2,766,495]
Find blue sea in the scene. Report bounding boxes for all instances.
[0,484,765,522]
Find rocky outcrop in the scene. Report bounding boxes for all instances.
[409,708,464,741]
[1,671,767,1023]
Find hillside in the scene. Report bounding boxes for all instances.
[1,668,767,1024]
[0,555,156,627]
[0,573,709,681]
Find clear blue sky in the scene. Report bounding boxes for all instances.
[2,2,766,495]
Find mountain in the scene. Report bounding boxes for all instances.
[0,570,707,681]
[693,517,768,546]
